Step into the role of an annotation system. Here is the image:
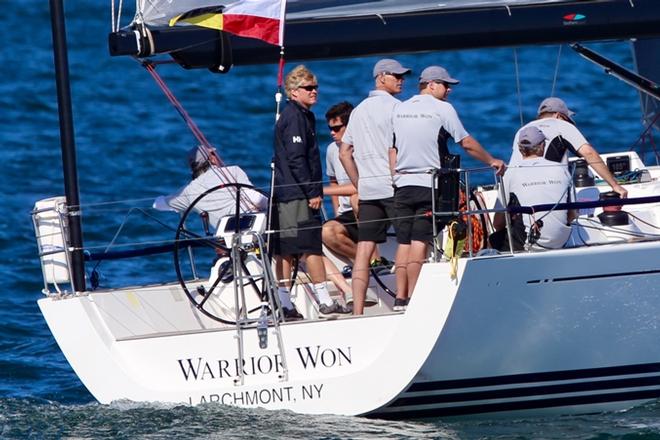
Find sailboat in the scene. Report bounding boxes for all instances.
[34,0,660,418]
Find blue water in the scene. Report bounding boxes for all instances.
[3,1,660,437]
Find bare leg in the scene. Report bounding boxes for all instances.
[351,240,376,315]
[322,221,357,260]
[275,256,294,288]
[304,254,326,284]
[394,244,410,300]
[323,257,351,300]
[406,241,428,297]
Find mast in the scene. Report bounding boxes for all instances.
[49,0,86,292]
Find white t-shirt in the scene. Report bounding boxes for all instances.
[510,118,588,166]
[393,94,469,188]
[325,141,353,215]
[498,157,573,249]
[342,90,400,200]
[156,165,267,231]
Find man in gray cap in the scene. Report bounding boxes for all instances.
[510,97,627,198]
[338,58,411,315]
[493,125,576,249]
[154,144,267,231]
[390,65,506,309]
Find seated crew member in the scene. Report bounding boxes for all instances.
[509,97,627,199]
[391,65,506,309]
[493,126,576,249]
[154,144,267,231]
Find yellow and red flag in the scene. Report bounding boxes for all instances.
[169,0,286,46]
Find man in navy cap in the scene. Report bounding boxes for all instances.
[339,58,411,315]
[494,125,576,249]
[510,97,627,198]
[391,65,506,308]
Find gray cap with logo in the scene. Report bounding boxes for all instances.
[518,126,546,150]
[537,97,576,124]
[373,59,412,78]
[419,66,460,85]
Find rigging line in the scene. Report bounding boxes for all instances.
[117,0,124,33]
[513,48,524,127]
[551,45,562,97]
[111,0,115,33]
[142,63,253,211]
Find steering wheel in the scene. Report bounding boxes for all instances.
[172,182,270,324]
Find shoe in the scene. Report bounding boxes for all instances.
[365,293,379,306]
[370,257,394,275]
[341,265,352,278]
[282,306,304,321]
[393,298,409,312]
[318,300,351,317]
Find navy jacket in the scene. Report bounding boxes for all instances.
[273,100,323,202]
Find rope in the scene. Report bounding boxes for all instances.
[513,48,524,127]
[142,62,255,212]
[551,45,562,97]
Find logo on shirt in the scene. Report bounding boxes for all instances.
[563,13,586,25]
[292,136,302,143]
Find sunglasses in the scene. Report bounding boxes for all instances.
[328,124,344,132]
[384,72,405,80]
[433,80,452,88]
[299,84,319,91]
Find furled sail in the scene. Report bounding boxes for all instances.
[110,0,660,68]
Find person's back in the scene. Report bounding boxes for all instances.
[504,157,572,248]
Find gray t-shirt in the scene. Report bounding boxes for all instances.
[342,90,400,200]
[510,118,588,166]
[393,94,469,188]
[497,157,572,249]
[325,141,352,215]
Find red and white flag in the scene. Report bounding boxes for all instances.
[170,0,287,46]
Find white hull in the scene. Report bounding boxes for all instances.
[39,237,660,418]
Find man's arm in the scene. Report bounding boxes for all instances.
[460,135,506,176]
[389,147,397,176]
[326,178,340,214]
[339,142,360,189]
[577,144,628,198]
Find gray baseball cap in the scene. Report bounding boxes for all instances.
[419,66,459,85]
[187,145,215,169]
[518,126,546,150]
[537,97,576,123]
[373,59,411,78]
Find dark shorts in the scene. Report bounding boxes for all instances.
[325,210,359,243]
[395,186,434,244]
[272,199,323,256]
[357,197,396,243]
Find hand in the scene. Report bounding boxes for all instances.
[308,196,322,210]
[612,184,628,199]
[490,159,507,176]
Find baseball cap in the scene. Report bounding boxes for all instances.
[419,66,459,85]
[373,59,411,78]
[518,126,546,149]
[537,97,576,124]
[187,145,215,169]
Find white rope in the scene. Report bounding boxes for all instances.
[551,45,563,97]
[513,48,524,127]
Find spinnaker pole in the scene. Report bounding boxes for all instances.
[49,0,86,292]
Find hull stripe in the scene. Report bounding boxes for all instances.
[373,388,660,419]
[408,362,660,392]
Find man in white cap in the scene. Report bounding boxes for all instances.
[154,144,267,231]
[494,125,576,249]
[510,97,627,198]
[391,65,506,309]
[339,58,411,315]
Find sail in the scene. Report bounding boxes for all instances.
[111,0,660,68]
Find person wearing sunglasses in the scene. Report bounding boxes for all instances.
[509,97,627,199]
[390,65,506,310]
[272,65,349,319]
[339,58,411,315]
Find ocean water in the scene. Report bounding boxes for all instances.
[3,1,660,438]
